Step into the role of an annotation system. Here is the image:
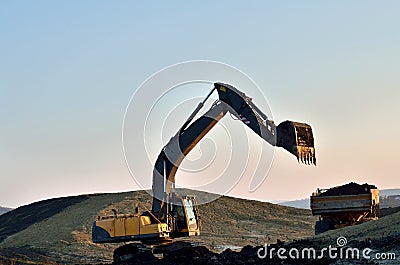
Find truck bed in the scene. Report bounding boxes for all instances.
[310,189,379,215]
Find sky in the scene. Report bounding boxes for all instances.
[1,1,399,208]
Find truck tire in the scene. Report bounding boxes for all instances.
[315,220,331,235]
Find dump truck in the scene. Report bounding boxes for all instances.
[311,182,379,234]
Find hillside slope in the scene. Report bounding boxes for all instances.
[0,190,316,264]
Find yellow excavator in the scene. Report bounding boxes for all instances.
[92,82,316,261]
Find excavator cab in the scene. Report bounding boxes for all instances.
[170,195,201,238]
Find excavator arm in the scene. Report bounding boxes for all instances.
[152,82,316,220]
[215,83,316,164]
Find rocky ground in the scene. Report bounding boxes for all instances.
[112,211,400,265]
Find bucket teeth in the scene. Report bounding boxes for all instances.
[297,146,316,165]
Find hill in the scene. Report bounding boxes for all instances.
[0,190,316,264]
[279,198,310,209]
[379,188,400,197]
[0,207,12,216]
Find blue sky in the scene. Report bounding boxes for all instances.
[1,1,399,207]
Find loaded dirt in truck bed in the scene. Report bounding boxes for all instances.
[319,182,377,196]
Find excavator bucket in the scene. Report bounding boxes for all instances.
[276,121,316,165]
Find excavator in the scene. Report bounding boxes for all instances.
[92,82,316,261]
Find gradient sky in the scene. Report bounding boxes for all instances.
[1,1,399,208]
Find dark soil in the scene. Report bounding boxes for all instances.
[319,182,377,196]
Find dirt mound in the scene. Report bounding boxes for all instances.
[319,182,377,196]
